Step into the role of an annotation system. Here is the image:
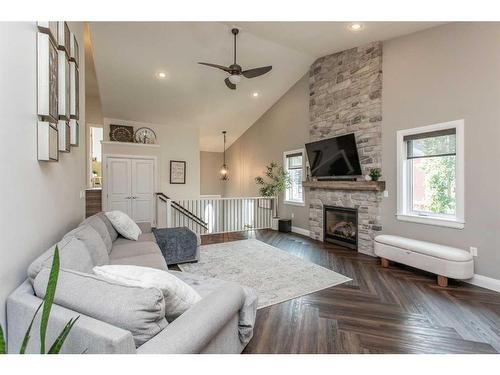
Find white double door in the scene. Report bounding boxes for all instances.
[106,157,156,224]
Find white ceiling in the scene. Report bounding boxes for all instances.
[89,22,443,151]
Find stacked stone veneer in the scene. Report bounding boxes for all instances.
[308,42,383,256]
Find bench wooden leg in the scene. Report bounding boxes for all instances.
[437,275,448,287]
[381,258,390,268]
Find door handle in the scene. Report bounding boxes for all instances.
[125,196,131,199]
[132,196,138,199]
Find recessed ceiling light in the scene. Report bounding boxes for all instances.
[156,71,168,79]
[252,92,259,98]
[348,23,364,31]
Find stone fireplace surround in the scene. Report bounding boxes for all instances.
[307,41,383,256]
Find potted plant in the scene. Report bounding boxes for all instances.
[369,168,382,182]
[255,162,291,219]
[0,246,79,354]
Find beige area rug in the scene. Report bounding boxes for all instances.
[178,239,351,309]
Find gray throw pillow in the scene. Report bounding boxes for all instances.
[97,212,119,242]
[80,215,113,253]
[33,268,168,347]
[28,236,94,283]
[64,225,109,266]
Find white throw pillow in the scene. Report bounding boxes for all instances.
[105,211,142,241]
[93,265,202,321]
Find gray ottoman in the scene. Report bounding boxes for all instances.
[152,227,200,265]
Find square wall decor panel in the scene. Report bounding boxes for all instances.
[69,119,79,146]
[58,120,70,152]
[37,22,58,44]
[69,61,79,120]
[38,121,58,161]
[58,49,70,120]
[57,21,70,56]
[37,32,59,123]
[70,32,79,67]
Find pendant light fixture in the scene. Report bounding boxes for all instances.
[220,131,229,181]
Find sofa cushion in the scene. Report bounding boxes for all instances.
[110,240,161,260]
[64,225,109,266]
[94,265,201,322]
[97,212,118,242]
[33,268,168,347]
[109,253,169,271]
[80,215,113,253]
[27,236,94,283]
[105,211,142,241]
[113,232,156,247]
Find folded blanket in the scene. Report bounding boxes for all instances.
[152,227,198,265]
[168,270,258,345]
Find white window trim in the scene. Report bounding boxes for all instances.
[283,148,305,206]
[396,119,465,229]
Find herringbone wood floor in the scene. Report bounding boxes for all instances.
[200,229,500,354]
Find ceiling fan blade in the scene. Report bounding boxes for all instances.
[241,65,272,79]
[224,77,236,90]
[198,62,231,73]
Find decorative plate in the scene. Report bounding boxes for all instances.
[110,124,134,142]
[134,127,157,144]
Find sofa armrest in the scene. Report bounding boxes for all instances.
[7,280,136,354]
[137,283,245,354]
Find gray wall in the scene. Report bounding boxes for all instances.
[0,22,87,329]
[200,151,224,196]
[224,74,310,230]
[381,22,500,279]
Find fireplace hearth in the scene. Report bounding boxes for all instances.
[323,206,358,249]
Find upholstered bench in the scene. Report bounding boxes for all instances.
[374,235,474,287]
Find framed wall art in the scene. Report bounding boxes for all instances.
[37,122,59,162]
[57,21,70,56]
[70,32,79,67]
[57,121,70,152]
[110,124,134,142]
[37,31,59,123]
[37,22,58,44]
[69,60,79,119]
[58,49,70,120]
[69,119,79,146]
[170,161,186,184]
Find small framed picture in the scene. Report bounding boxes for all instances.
[37,31,59,123]
[170,161,186,184]
[57,21,70,56]
[37,22,58,44]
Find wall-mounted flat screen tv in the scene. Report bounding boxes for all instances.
[305,133,362,178]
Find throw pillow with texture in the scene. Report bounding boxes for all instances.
[105,211,142,241]
[93,265,202,321]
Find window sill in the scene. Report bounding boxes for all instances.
[396,214,464,229]
[284,200,305,207]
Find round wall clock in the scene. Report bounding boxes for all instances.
[134,127,157,144]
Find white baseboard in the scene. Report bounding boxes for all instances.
[291,226,310,237]
[465,274,500,293]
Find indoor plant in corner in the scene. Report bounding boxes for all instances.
[0,246,79,354]
[255,161,291,220]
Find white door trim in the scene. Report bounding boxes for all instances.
[102,154,159,224]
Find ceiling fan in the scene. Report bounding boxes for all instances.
[198,28,272,90]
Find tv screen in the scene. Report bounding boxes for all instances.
[305,133,362,178]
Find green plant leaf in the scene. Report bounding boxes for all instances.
[0,324,6,354]
[40,246,60,354]
[48,316,79,354]
[19,302,43,354]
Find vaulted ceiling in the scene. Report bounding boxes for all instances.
[89,22,442,151]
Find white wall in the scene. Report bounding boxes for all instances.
[382,22,500,280]
[200,151,224,196]
[0,22,87,329]
[102,118,200,200]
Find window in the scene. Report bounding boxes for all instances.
[284,149,304,205]
[397,120,464,229]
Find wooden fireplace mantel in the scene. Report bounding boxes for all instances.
[302,180,386,192]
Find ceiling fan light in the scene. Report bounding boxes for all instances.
[228,74,241,85]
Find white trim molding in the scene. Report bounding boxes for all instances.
[465,274,500,293]
[396,119,465,229]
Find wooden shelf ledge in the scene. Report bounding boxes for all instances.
[302,180,386,192]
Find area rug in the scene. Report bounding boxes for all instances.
[178,239,351,309]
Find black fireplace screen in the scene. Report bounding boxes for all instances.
[323,206,358,249]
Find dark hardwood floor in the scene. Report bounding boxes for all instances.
[200,229,500,354]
